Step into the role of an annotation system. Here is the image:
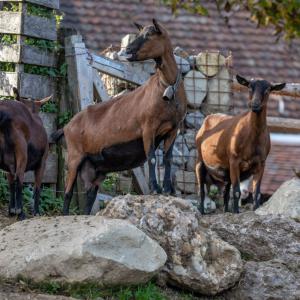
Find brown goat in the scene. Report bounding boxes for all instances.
[52,19,187,215]
[0,88,51,219]
[195,75,285,214]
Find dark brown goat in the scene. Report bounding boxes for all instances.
[195,75,285,214]
[52,19,187,215]
[0,89,51,219]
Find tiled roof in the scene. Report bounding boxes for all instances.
[60,0,300,118]
[262,143,300,194]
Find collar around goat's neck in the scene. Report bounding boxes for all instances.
[161,71,182,101]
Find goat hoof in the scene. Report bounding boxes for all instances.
[150,184,162,195]
[17,212,26,221]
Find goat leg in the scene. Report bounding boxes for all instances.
[15,177,25,220]
[196,162,207,214]
[162,140,175,195]
[7,173,16,215]
[229,159,241,213]
[223,181,231,212]
[253,167,264,210]
[85,185,99,215]
[147,144,161,194]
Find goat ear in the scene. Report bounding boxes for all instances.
[133,22,143,32]
[236,74,250,87]
[152,18,162,34]
[271,83,286,91]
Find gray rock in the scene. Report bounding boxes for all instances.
[256,178,300,221]
[184,129,196,150]
[199,212,300,300]
[172,135,189,167]
[185,111,205,129]
[0,216,167,284]
[175,170,197,194]
[186,148,198,171]
[101,195,243,295]
[174,55,190,74]
[0,293,77,300]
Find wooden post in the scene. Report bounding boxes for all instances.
[64,35,93,111]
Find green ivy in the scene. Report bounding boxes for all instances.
[27,3,55,19]
[2,2,20,12]
[24,37,60,52]
[0,62,15,72]
[40,101,58,113]
[0,34,17,45]
[101,173,119,193]
[57,111,72,127]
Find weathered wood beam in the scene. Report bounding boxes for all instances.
[232,80,300,99]
[93,69,110,101]
[132,168,150,195]
[88,53,150,86]
[2,0,60,10]
[267,117,300,134]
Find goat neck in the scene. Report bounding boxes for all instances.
[157,44,178,86]
[248,104,268,136]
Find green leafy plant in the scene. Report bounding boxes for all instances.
[0,62,15,72]
[2,2,20,12]
[57,111,73,127]
[39,186,63,215]
[0,34,17,45]
[27,3,55,19]
[40,101,58,113]
[24,64,58,77]
[101,173,119,193]
[24,37,60,52]
[0,171,9,206]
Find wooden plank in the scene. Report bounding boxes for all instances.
[232,81,300,99]
[24,14,56,41]
[0,45,20,62]
[65,35,93,110]
[0,12,22,35]
[0,72,18,96]
[22,45,57,67]
[0,12,56,40]
[267,117,300,134]
[1,0,60,9]
[88,53,150,86]
[20,73,56,99]
[132,167,150,195]
[93,69,110,101]
[24,152,57,183]
[39,112,57,142]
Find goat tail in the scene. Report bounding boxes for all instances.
[51,128,64,143]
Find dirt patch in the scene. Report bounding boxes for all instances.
[0,206,17,230]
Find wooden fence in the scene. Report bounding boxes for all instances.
[0,0,59,186]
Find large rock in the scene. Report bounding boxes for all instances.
[0,216,166,284]
[0,293,77,300]
[199,212,300,300]
[101,195,243,295]
[256,178,300,221]
[185,111,205,129]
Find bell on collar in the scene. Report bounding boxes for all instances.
[163,86,175,101]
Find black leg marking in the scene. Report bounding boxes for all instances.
[223,181,231,213]
[232,184,241,213]
[33,187,41,216]
[8,180,16,216]
[63,182,76,216]
[253,183,262,210]
[163,142,175,195]
[85,185,99,215]
[148,144,161,194]
[15,178,25,219]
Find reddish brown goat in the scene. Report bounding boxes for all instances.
[52,19,187,215]
[0,88,51,219]
[195,75,285,214]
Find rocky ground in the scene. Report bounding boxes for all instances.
[1,181,299,300]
